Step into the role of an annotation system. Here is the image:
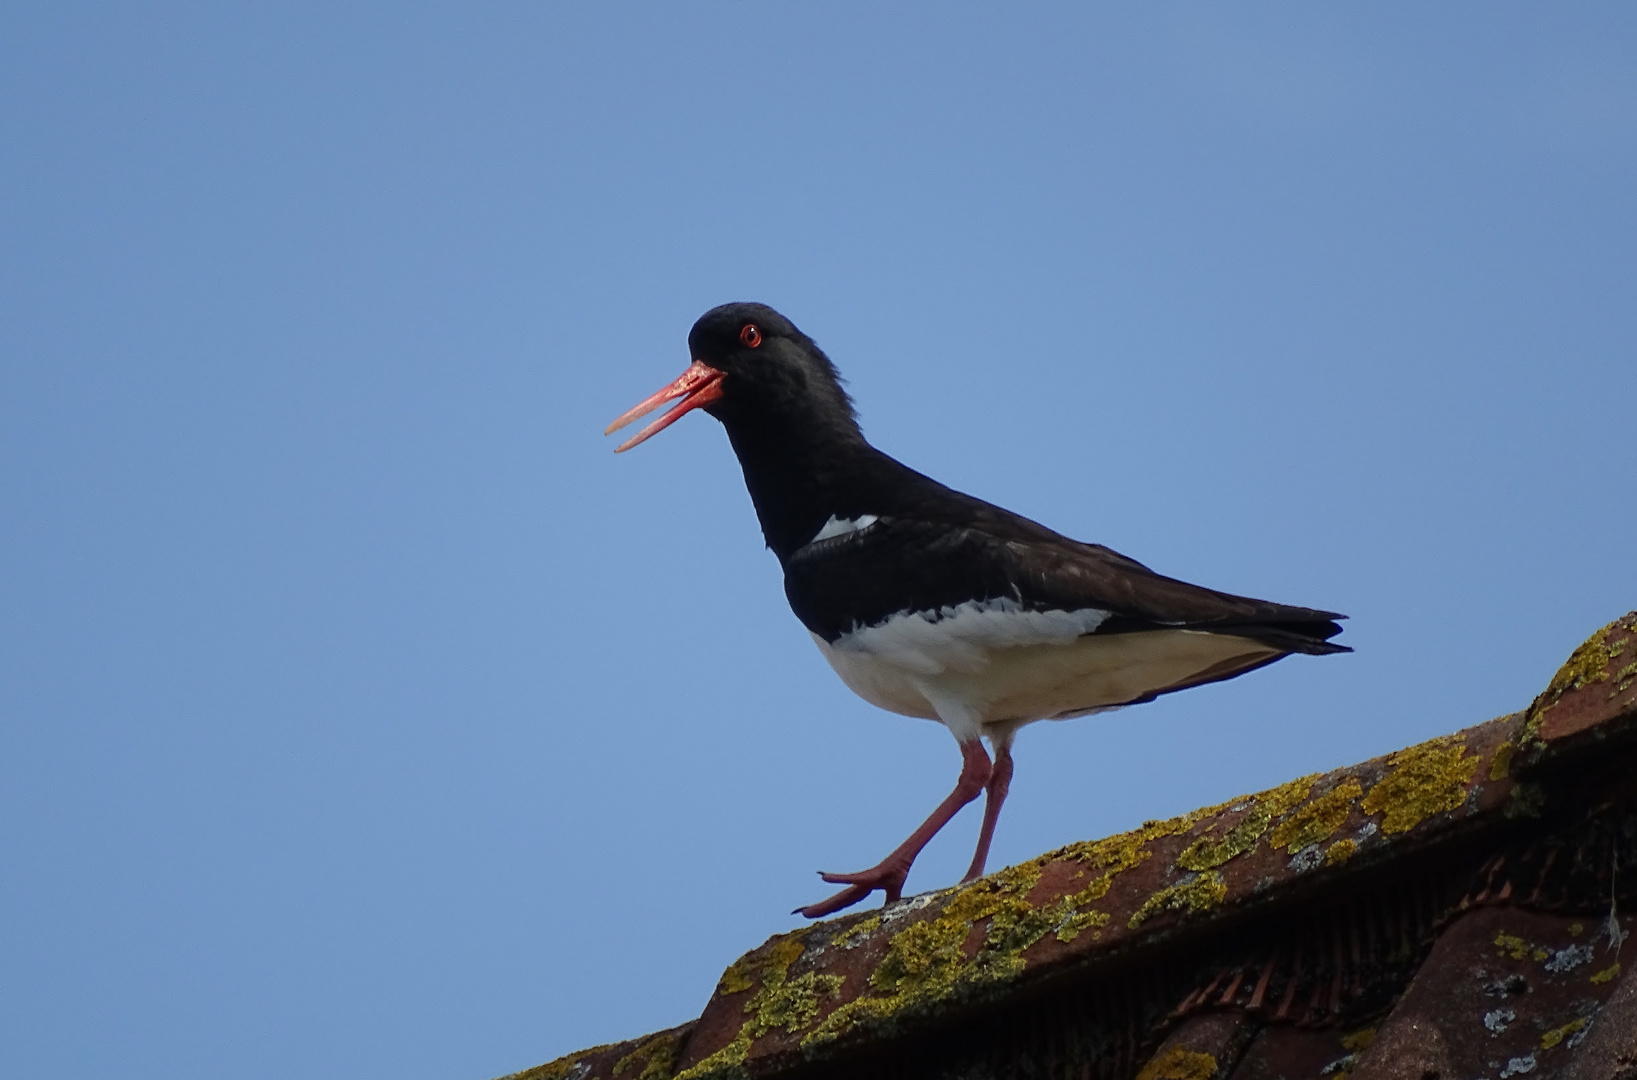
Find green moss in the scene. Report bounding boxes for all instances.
[1359,735,1479,834]
[1135,1046,1218,1080]
[1270,778,1363,852]
[1128,872,1228,929]
[1176,776,1315,871]
[676,932,843,1080]
[613,1030,684,1080]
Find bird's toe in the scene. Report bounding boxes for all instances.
[795,884,874,919]
[797,863,910,918]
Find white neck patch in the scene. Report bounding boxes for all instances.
[810,513,879,544]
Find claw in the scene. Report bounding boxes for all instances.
[795,883,873,919]
[799,864,908,918]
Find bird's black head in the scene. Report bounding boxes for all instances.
[606,301,859,452]
[687,302,856,429]
[607,303,890,559]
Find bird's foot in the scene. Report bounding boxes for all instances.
[794,862,910,919]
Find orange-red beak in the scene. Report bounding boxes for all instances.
[604,360,727,452]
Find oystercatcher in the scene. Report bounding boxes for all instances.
[607,302,1348,919]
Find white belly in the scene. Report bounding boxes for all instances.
[810,600,1280,738]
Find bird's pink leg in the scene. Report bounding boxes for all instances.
[961,743,1013,883]
[796,739,992,920]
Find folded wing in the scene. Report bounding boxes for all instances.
[784,513,1348,657]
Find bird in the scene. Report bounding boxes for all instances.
[606,302,1349,920]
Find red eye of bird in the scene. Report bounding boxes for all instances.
[740,324,762,348]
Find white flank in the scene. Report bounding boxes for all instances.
[835,597,1110,676]
[811,602,1281,742]
[808,514,879,544]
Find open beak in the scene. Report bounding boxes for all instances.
[604,360,727,453]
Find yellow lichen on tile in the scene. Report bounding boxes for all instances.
[1523,615,1637,745]
[1592,962,1621,984]
[1492,931,1549,962]
[1494,932,1534,961]
[1174,812,1265,873]
[1041,872,1122,943]
[1262,774,1323,819]
[1047,803,1240,939]
[1135,1046,1218,1080]
[677,931,843,1080]
[800,861,1050,1049]
[1543,624,1619,697]
[1340,1028,1377,1053]
[1613,660,1637,697]
[613,1030,684,1080]
[829,914,881,950]
[1325,839,1358,866]
[799,805,1234,1053]
[1270,778,1363,852]
[1054,908,1111,943]
[1064,802,1228,879]
[503,1044,618,1080]
[1489,741,1515,781]
[1176,776,1316,872]
[716,953,756,995]
[1541,1017,1588,1050]
[1359,735,1480,834]
[760,972,844,1035]
[1043,890,1113,942]
[1128,872,1228,929]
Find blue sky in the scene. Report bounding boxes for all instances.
[3,5,1635,1079]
